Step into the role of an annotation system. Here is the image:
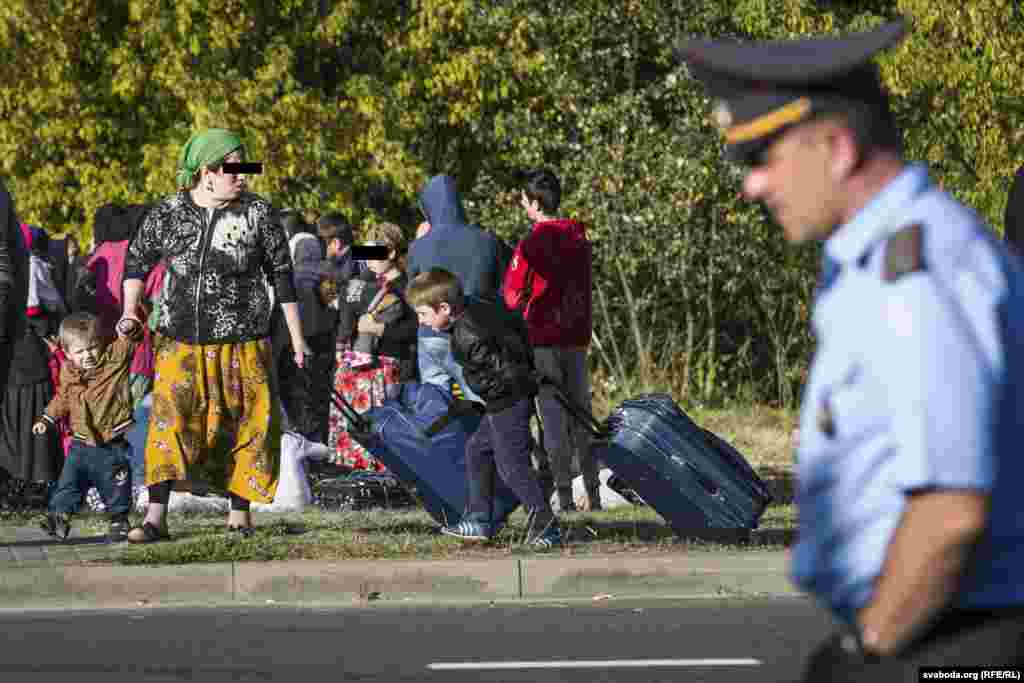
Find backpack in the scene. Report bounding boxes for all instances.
[94,203,153,246]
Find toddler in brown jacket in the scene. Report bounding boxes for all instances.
[35,312,141,542]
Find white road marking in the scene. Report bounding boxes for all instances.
[428,658,762,670]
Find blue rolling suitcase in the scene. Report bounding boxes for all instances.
[331,383,520,528]
[546,383,772,533]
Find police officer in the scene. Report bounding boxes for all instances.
[680,18,1024,678]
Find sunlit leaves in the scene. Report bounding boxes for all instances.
[0,0,1020,405]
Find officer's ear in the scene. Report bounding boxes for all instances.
[826,119,860,183]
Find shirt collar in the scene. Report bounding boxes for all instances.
[824,163,931,267]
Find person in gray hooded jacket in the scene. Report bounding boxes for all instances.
[407,175,507,402]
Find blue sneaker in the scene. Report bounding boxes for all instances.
[441,519,496,541]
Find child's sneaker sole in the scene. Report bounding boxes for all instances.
[440,519,500,542]
[441,527,493,542]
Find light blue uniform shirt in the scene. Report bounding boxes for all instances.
[790,163,1024,622]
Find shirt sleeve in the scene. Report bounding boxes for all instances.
[461,334,502,399]
[256,201,296,304]
[502,238,534,312]
[124,203,165,282]
[406,243,421,283]
[877,273,996,494]
[42,367,71,423]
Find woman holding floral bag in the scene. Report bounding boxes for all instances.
[325,222,417,471]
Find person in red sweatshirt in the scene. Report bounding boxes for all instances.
[503,169,600,512]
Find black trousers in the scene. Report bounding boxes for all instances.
[464,398,549,520]
[802,609,1024,682]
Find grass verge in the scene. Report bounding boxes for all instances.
[0,502,795,566]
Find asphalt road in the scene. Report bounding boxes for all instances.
[0,597,833,682]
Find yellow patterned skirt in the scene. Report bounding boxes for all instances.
[143,334,281,503]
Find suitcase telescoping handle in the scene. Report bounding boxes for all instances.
[330,388,372,434]
[536,375,610,439]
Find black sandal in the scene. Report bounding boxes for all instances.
[127,522,172,544]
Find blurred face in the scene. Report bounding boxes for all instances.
[65,337,103,371]
[741,122,842,244]
[365,242,396,274]
[205,150,247,201]
[415,303,452,331]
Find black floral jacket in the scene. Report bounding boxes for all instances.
[125,191,296,344]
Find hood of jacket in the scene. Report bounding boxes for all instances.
[418,175,468,229]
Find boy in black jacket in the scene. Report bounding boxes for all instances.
[407,268,561,548]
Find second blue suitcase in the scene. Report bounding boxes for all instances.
[549,386,772,532]
[332,383,520,528]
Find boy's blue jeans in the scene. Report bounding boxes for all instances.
[464,398,549,522]
[418,332,484,404]
[49,439,132,519]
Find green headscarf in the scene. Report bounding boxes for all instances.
[175,128,244,189]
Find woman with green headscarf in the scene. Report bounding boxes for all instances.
[120,128,311,543]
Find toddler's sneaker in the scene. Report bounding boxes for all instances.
[39,512,72,541]
[441,518,497,542]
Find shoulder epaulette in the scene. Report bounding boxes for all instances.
[883,223,926,282]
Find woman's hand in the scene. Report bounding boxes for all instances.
[116,308,144,341]
[32,420,47,435]
[42,336,59,354]
[293,337,313,369]
[357,313,384,336]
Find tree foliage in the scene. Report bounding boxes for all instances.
[1,0,1021,407]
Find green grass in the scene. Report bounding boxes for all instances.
[89,503,796,566]
[1,501,797,567]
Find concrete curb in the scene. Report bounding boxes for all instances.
[0,552,803,609]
